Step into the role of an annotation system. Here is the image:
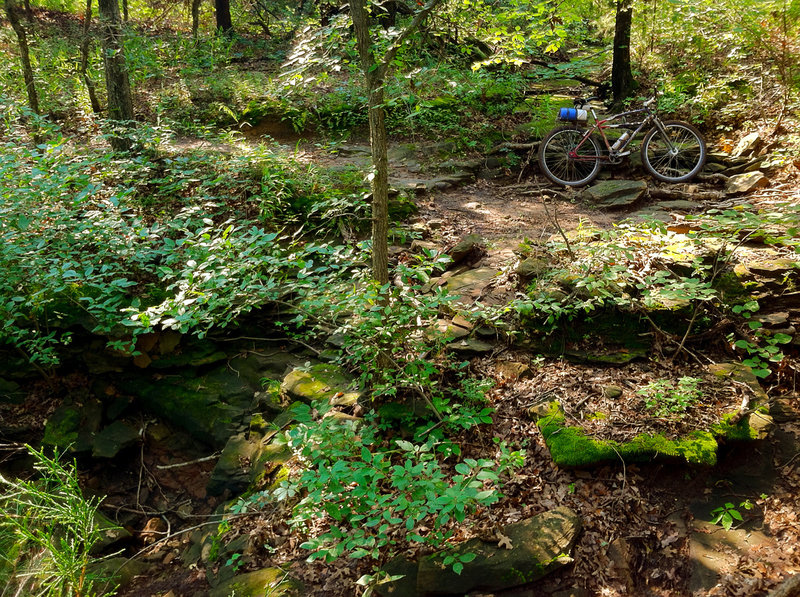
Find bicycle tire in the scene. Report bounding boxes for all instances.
[641,120,706,183]
[538,126,602,187]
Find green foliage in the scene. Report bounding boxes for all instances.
[729,300,793,378]
[504,206,800,378]
[637,376,703,418]
[0,446,117,596]
[246,400,525,568]
[710,499,754,531]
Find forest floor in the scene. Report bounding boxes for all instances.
[111,129,800,597]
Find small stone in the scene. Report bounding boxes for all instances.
[209,568,303,597]
[754,312,790,328]
[746,411,774,439]
[655,200,700,211]
[602,385,623,399]
[415,507,581,595]
[410,240,439,254]
[725,171,769,195]
[731,132,762,158]
[280,364,361,406]
[447,338,494,354]
[528,401,560,420]
[448,233,485,264]
[748,258,798,279]
[495,361,532,380]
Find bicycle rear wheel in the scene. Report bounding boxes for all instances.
[538,126,601,187]
[642,120,706,183]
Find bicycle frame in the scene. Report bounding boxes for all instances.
[568,99,675,163]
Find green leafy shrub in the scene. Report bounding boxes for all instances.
[238,400,524,568]
[637,376,703,418]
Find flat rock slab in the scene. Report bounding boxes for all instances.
[380,507,581,596]
[581,180,648,208]
[92,420,141,458]
[444,267,498,299]
[725,171,769,194]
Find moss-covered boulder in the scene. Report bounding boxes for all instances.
[125,366,257,448]
[534,401,719,467]
[580,180,647,209]
[532,362,773,468]
[207,433,291,497]
[42,399,103,453]
[280,364,361,406]
[0,378,24,404]
[209,567,303,597]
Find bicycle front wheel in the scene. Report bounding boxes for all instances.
[642,120,706,183]
[538,126,601,187]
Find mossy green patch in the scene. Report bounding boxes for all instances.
[710,409,769,442]
[535,402,718,467]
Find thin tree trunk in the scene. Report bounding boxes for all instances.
[191,0,202,39]
[4,0,39,115]
[351,0,389,285]
[611,0,636,107]
[351,0,442,284]
[79,0,102,114]
[97,0,134,150]
[122,0,128,20]
[214,0,232,32]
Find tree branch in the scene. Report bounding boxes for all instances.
[380,0,444,72]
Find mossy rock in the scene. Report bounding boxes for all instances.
[126,367,257,448]
[207,433,291,497]
[534,402,719,467]
[281,364,361,406]
[42,399,103,453]
[0,378,24,404]
[88,557,148,594]
[209,567,303,597]
[388,194,419,221]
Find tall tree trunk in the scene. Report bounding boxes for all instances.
[4,0,40,115]
[122,0,128,20]
[350,0,442,284]
[97,0,134,151]
[611,0,636,107]
[351,0,389,285]
[191,0,202,39]
[79,0,102,114]
[214,0,233,32]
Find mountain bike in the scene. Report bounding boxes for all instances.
[537,96,706,187]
